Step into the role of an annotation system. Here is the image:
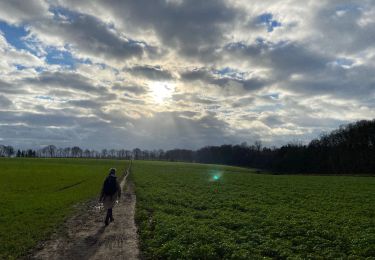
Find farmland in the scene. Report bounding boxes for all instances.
[132,161,375,259]
[0,158,126,259]
[0,158,374,259]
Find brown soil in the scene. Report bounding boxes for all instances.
[31,175,140,260]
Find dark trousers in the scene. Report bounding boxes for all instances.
[105,208,113,223]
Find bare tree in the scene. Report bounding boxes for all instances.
[71,146,83,158]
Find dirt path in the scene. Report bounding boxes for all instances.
[32,171,140,260]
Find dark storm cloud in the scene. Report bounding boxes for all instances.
[30,11,148,61]
[127,65,173,80]
[23,71,108,95]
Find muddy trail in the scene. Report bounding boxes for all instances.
[31,169,140,260]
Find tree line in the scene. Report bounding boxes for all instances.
[162,120,375,174]
[1,119,374,174]
[8,146,135,159]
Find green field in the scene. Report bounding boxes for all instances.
[132,161,375,259]
[0,158,127,259]
[1,159,374,259]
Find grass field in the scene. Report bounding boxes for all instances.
[132,161,375,259]
[1,159,374,259]
[0,158,127,259]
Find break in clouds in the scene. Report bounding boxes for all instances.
[0,0,375,149]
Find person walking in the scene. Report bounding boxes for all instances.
[100,168,121,226]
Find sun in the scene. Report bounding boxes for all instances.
[149,81,175,103]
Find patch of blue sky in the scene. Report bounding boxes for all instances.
[335,3,362,12]
[15,64,27,71]
[334,3,364,18]
[0,20,92,69]
[264,93,280,100]
[35,95,54,101]
[329,58,354,69]
[335,58,353,66]
[35,67,46,73]
[0,21,30,50]
[216,67,233,75]
[214,67,246,79]
[0,21,46,59]
[45,44,93,68]
[256,13,281,32]
[45,48,76,68]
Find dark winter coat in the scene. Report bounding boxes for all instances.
[100,175,121,209]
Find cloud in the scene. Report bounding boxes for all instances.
[180,67,268,93]
[122,111,246,149]
[112,84,148,96]
[127,65,173,80]
[1,0,375,149]
[0,95,12,108]
[312,2,375,54]
[225,40,330,76]
[23,71,109,96]
[0,0,50,25]
[66,99,102,110]
[58,0,238,59]
[28,10,151,63]
[0,32,45,69]
[253,13,282,32]
[172,93,218,105]
[0,109,248,149]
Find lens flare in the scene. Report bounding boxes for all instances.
[209,169,222,182]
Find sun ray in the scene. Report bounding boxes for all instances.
[149,81,175,103]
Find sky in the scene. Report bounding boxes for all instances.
[0,0,375,150]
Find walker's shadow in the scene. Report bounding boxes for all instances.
[64,225,107,259]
